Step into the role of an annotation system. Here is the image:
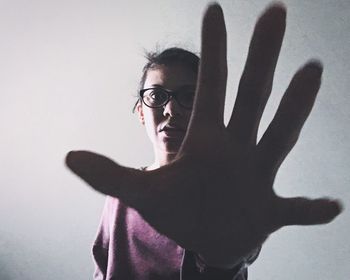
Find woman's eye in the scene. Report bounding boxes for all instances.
[179,91,195,102]
[150,90,167,101]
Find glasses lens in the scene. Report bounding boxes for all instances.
[177,90,195,108]
[143,88,168,107]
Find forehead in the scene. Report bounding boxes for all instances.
[143,63,197,90]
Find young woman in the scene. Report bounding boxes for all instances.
[67,3,342,280]
[91,48,257,279]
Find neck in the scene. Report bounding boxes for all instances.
[147,149,178,170]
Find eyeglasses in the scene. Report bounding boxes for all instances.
[139,87,195,109]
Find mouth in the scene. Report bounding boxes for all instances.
[160,125,185,132]
[160,124,186,138]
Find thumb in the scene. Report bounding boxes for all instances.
[65,150,153,211]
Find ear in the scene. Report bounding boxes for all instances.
[136,102,145,125]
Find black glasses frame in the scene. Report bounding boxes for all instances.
[139,87,194,109]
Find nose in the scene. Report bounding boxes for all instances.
[162,97,183,118]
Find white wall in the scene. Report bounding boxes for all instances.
[1,0,349,279]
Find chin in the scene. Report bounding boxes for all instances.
[165,145,181,154]
[162,141,182,154]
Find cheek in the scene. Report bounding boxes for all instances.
[183,110,192,126]
[143,109,163,137]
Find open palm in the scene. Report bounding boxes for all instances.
[66,3,342,267]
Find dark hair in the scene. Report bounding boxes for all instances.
[133,47,200,112]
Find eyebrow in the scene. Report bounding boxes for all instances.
[150,84,196,90]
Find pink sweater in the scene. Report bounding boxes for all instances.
[92,196,253,280]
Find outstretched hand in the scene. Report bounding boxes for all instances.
[66,3,342,267]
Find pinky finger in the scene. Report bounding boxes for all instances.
[277,196,343,227]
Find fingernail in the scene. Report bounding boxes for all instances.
[206,2,224,19]
[305,60,323,77]
[264,2,287,21]
[65,151,77,167]
[331,199,344,213]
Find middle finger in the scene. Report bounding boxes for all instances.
[227,4,286,146]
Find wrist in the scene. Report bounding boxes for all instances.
[196,246,261,269]
[195,253,244,270]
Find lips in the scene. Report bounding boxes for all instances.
[160,124,186,138]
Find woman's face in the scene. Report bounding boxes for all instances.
[137,63,197,156]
